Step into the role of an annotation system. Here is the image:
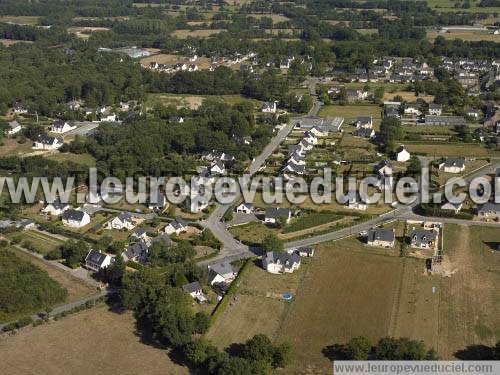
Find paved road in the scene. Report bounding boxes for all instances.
[200,77,323,265]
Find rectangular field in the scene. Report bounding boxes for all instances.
[0,305,188,375]
[319,105,382,125]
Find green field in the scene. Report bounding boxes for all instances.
[427,30,500,42]
[46,152,96,167]
[0,247,67,323]
[319,104,382,125]
[426,0,500,13]
[7,230,66,256]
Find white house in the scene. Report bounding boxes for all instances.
[354,116,373,129]
[477,202,500,221]
[262,251,301,274]
[235,202,253,214]
[375,160,393,176]
[13,102,28,114]
[261,101,277,113]
[395,145,410,162]
[208,261,237,285]
[107,212,135,230]
[84,250,112,272]
[33,134,64,150]
[164,218,188,235]
[296,246,315,257]
[439,158,465,174]
[6,120,22,135]
[264,207,291,224]
[51,120,76,133]
[465,107,480,119]
[441,200,463,214]
[410,229,438,249]
[428,104,442,116]
[210,160,226,175]
[61,209,91,228]
[42,198,70,216]
[347,194,368,211]
[100,113,118,122]
[404,104,421,116]
[182,281,205,301]
[367,228,395,248]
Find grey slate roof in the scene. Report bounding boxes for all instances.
[411,229,437,247]
[85,250,108,267]
[123,241,148,260]
[367,228,395,243]
[182,281,202,294]
[264,251,300,267]
[208,261,234,279]
[36,134,63,145]
[265,207,290,219]
[8,120,20,129]
[62,209,86,222]
[442,157,465,169]
[47,197,68,211]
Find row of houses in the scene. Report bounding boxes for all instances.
[365,226,438,250]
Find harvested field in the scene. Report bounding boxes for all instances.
[172,29,224,38]
[383,91,435,103]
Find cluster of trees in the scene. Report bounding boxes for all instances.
[183,334,290,374]
[45,239,90,268]
[0,245,67,322]
[326,336,437,360]
[379,116,404,153]
[147,241,196,267]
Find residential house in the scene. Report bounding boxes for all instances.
[352,128,375,139]
[424,115,466,126]
[465,107,481,119]
[107,212,135,230]
[182,281,205,301]
[189,195,210,213]
[477,202,500,221]
[294,117,344,133]
[347,194,368,211]
[13,102,28,114]
[395,145,410,162]
[346,89,368,102]
[164,218,188,235]
[150,233,173,248]
[410,229,438,249]
[33,134,64,150]
[6,120,22,135]
[375,160,393,176]
[235,202,253,214]
[208,261,237,286]
[51,120,76,133]
[428,104,443,116]
[262,251,301,274]
[210,160,226,175]
[354,116,373,129]
[42,198,69,216]
[122,241,148,263]
[130,227,152,242]
[404,103,421,116]
[264,207,291,225]
[148,192,166,211]
[439,158,465,173]
[62,209,91,228]
[367,228,395,248]
[84,250,112,272]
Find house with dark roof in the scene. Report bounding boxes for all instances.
[42,198,70,216]
[182,281,205,301]
[208,261,237,286]
[352,127,375,139]
[85,250,112,272]
[62,209,90,228]
[235,202,253,214]
[264,207,291,224]
[477,202,500,221]
[261,101,277,113]
[428,103,442,116]
[164,218,188,235]
[410,229,438,249]
[262,251,301,274]
[367,228,395,248]
[374,160,393,176]
[122,241,148,263]
[33,134,64,150]
[148,192,166,211]
[440,200,463,214]
[51,119,76,134]
[439,158,465,173]
[149,233,173,247]
[297,246,315,257]
[354,116,373,129]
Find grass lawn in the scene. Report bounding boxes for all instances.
[145,93,259,111]
[0,15,40,25]
[426,0,500,13]
[7,229,66,255]
[172,29,225,38]
[427,30,500,42]
[0,305,189,375]
[383,90,435,103]
[405,143,490,157]
[319,104,382,126]
[430,159,489,187]
[45,152,96,167]
[0,138,33,156]
[229,221,276,245]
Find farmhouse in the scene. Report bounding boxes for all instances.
[84,250,112,272]
[410,229,438,249]
[477,202,500,221]
[6,120,22,135]
[262,251,301,274]
[208,261,237,286]
[264,207,291,224]
[42,198,69,216]
[235,202,253,214]
[61,209,91,228]
[367,228,395,248]
[395,145,410,162]
[164,218,188,235]
[107,212,135,230]
[33,134,64,150]
[51,119,76,133]
[439,158,465,173]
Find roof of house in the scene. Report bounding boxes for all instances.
[478,202,500,214]
[208,261,234,278]
[169,218,187,230]
[8,120,20,129]
[353,128,374,138]
[425,115,466,125]
[411,229,437,246]
[85,250,109,266]
[264,251,300,267]
[116,212,133,223]
[150,233,173,247]
[123,241,148,260]
[442,157,465,169]
[375,160,393,171]
[52,119,68,129]
[367,228,395,243]
[47,198,68,210]
[265,207,291,218]
[396,145,408,154]
[62,209,87,222]
[297,246,314,255]
[355,116,372,124]
[429,103,442,109]
[36,134,62,145]
[182,281,202,294]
